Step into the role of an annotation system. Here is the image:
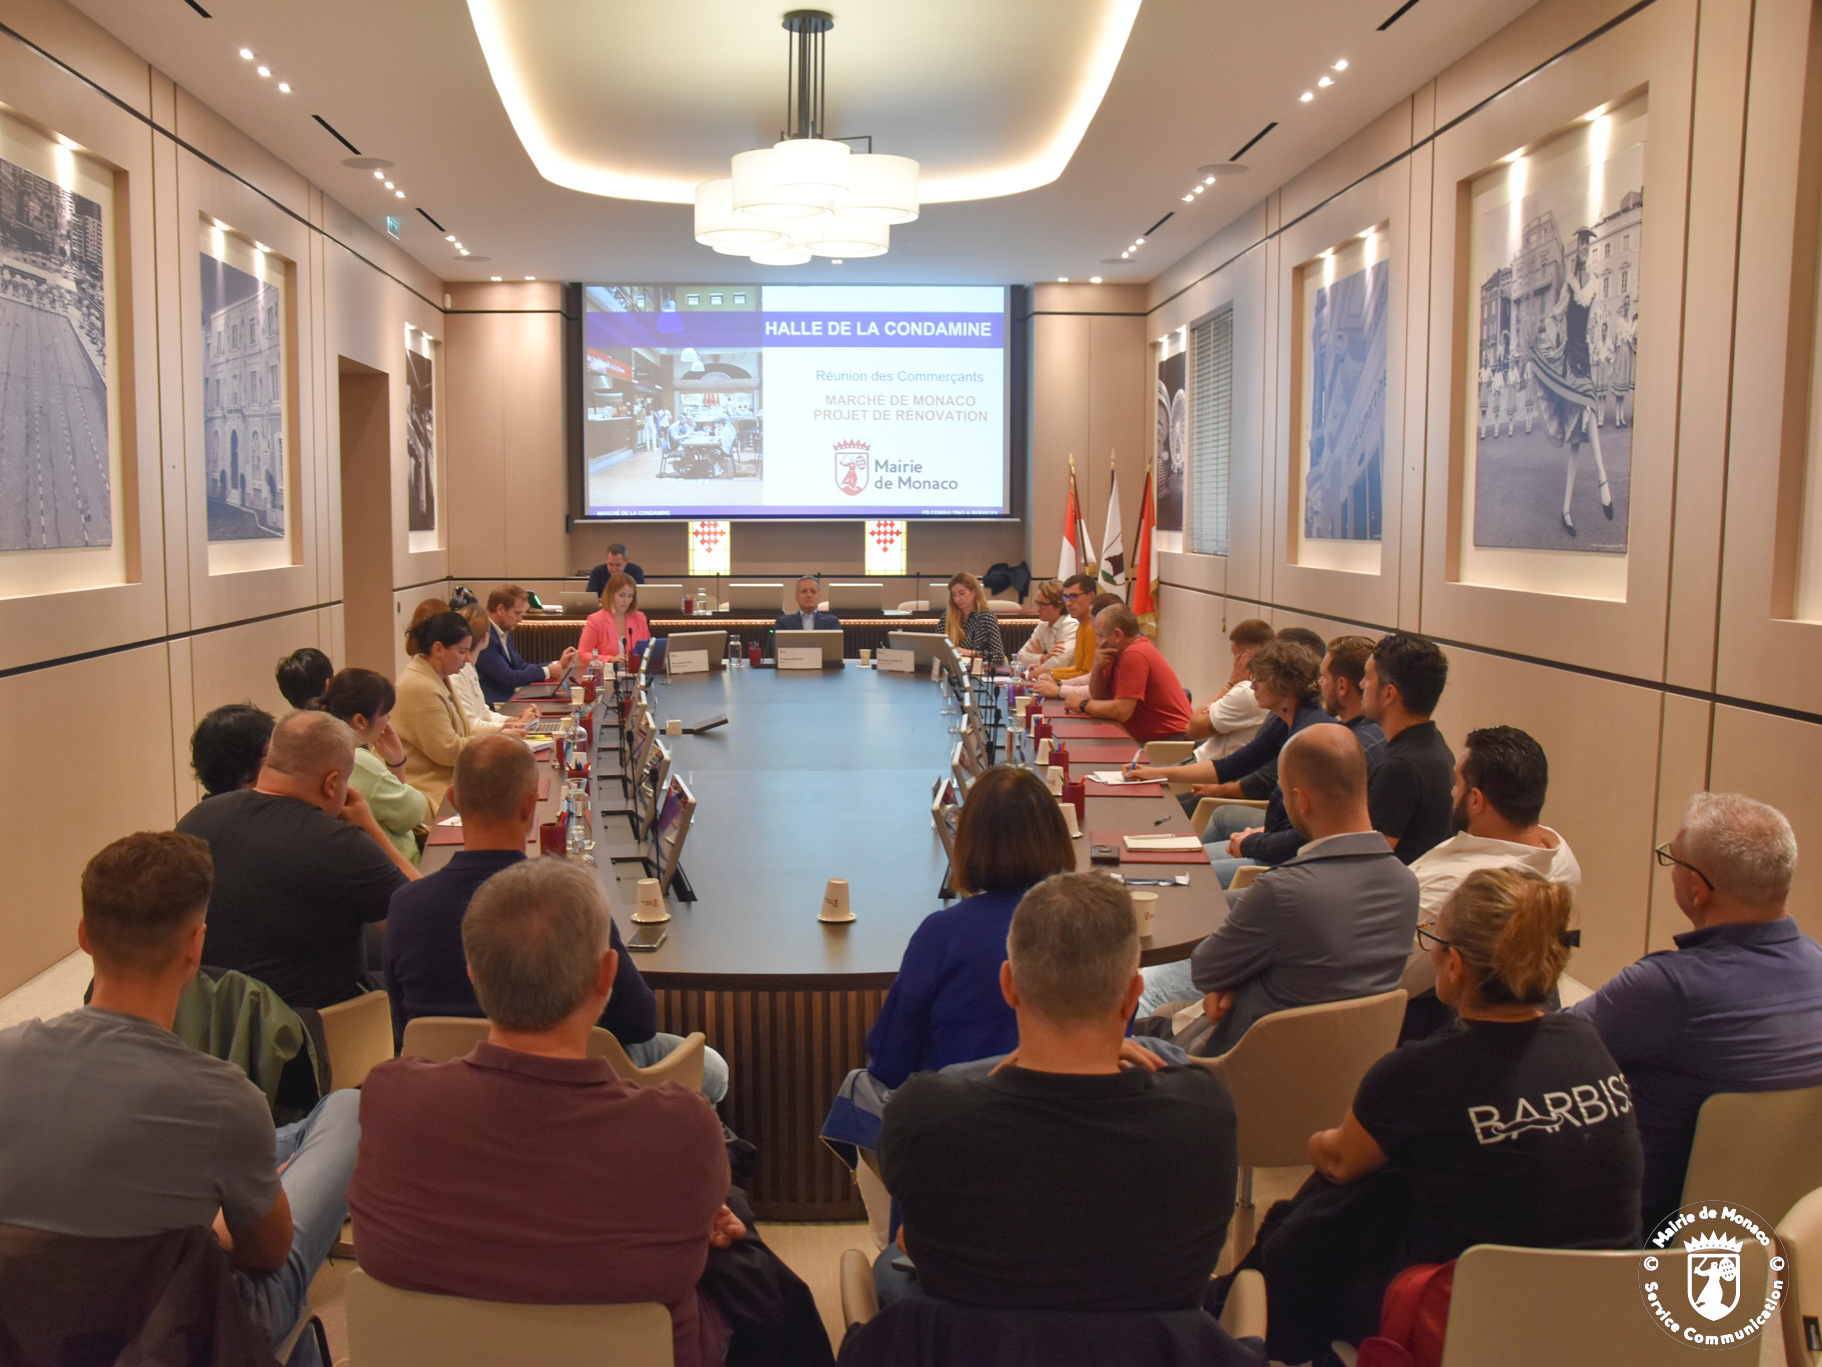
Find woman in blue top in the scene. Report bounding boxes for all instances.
[865,766,1077,1087]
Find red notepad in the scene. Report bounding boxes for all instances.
[1051,721,1131,739]
[1061,744,1145,764]
[1084,780,1165,798]
[1091,831,1211,865]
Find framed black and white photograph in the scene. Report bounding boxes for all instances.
[0,153,109,553]
[1467,97,1644,557]
[201,244,285,543]
[1155,349,1185,532]
[406,340,435,534]
[1298,232,1388,546]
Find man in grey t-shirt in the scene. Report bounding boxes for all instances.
[0,832,359,1355]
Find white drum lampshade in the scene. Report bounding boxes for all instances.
[799,216,890,258]
[748,234,813,266]
[770,137,851,196]
[733,146,829,219]
[692,179,787,248]
[834,154,920,224]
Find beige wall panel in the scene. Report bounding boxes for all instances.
[443,311,508,575]
[1398,99,1437,631]
[1434,0,1648,128]
[2,0,152,116]
[1430,645,1662,987]
[1270,160,1413,630]
[169,87,309,221]
[175,146,324,629]
[500,312,569,579]
[1647,692,1713,953]
[1708,705,1822,945]
[150,70,188,639]
[1031,313,1091,578]
[1157,583,1236,705]
[1662,0,1752,691]
[0,645,177,995]
[0,26,169,673]
[1278,98,1415,227]
[316,195,444,308]
[1229,244,1274,604]
[309,207,340,608]
[1713,0,1822,715]
[186,608,326,726]
[164,633,194,816]
[1417,0,1695,680]
[1082,312,1149,574]
[1148,200,1271,317]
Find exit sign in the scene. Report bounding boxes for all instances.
[384,215,402,240]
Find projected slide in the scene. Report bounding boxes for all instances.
[582,284,1008,518]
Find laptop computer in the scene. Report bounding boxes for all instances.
[727,582,785,612]
[826,582,884,612]
[774,629,844,665]
[664,630,729,670]
[885,631,952,669]
[558,592,598,616]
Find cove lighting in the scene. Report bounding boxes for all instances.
[465,0,1141,205]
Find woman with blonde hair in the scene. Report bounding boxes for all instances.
[1014,579,1077,671]
[452,604,536,738]
[1225,867,1642,1361]
[943,571,1006,668]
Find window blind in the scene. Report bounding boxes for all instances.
[1189,308,1233,556]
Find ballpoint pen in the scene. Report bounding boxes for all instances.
[1152,815,1171,826]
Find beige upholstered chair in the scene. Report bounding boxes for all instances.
[1681,1085,1822,1227]
[1192,990,1406,1260]
[1777,1185,1822,1367]
[1143,740,1196,766]
[1189,796,1268,839]
[1440,1244,1766,1365]
[840,1248,879,1330]
[316,990,393,1089]
[895,599,931,612]
[1227,866,1267,891]
[986,599,1022,613]
[855,1150,892,1252]
[344,1266,674,1366]
[399,1017,706,1092]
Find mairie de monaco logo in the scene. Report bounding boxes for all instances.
[1638,1202,1786,1350]
[834,439,870,496]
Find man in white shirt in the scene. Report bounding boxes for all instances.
[774,577,841,632]
[1188,618,1274,762]
[1014,580,1078,671]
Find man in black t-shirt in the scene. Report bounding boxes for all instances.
[1361,632,1454,864]
[877,873,1240,1317]
[177,711,413,1009]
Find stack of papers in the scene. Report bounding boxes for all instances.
[1122,834,1203,853]
[1089,770,1141,784]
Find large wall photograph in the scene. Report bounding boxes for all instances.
[406,344,435,533]
[1469,100,1644,555]
[1155,348,1186,532]
[1300,237,1388,543]
[201,246,284,542]
[0,155,108,553]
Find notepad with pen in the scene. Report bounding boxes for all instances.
[1089,831,1212,865]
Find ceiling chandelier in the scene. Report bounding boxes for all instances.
[693,10,919,265]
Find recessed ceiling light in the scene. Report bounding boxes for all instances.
[1203,175,1216,185]
[374,170,385,179]
[1332,59,1348,71]
[1300,91,1314,103]
[1320,248,1333,259]
[453,243,463,250]
[459,249,470,256]
[394,190,405,198]
[1181,194,1194,202]
[1057,276,1069,283]
[239,48,254,60]
[490,275,501,281]
[444,234,456,242]
[831,259,843,265]
[1193,184,1205,193]
[277,82,291,93]
[383,181,394,189]
[1318,76,1332,88]
[1120,251,1129,258]
[256,66,271,78]
[1135,237,1145,244]
[524,275,535,281]
[1090,276,1102,284]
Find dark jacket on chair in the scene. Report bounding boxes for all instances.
[836,1298,1265,1367]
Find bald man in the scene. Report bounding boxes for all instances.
[1141,725,1419,1051]
[176,710,414,1008]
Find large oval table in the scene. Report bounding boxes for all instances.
[597,664,1229,1219]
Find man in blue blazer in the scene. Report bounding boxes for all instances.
[475,584,576,707]
[774,577,842,632]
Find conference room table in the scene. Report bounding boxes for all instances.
[576,660,1230,1220]
[512,613,1039,664]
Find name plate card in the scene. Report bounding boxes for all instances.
[668,650,710,676]
[876,648,917,673]
[778,647,823,670]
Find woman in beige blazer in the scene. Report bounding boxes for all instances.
[393,610,474,810]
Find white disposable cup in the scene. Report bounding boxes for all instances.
[1036,738,1052,764]
[859,648,872,664]
[633,878,670,924]
[1045,765,1065,795]
[666,718,683,736]
[569,686,586,707]
[1131,890,1158,937]
[1057,800,1081,838]
[1015,697,1031,719]
[820,877,854,923]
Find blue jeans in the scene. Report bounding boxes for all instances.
[1203,804,1262,845]
[625,1032,730,1105]
[235,1089,360,1363]
[1138,959,1200,1019]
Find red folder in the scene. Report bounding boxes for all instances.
[1091,831,1211,865]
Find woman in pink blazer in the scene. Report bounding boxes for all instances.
[578,572,651,664]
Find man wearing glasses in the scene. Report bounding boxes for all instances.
[1028,575,1099,698]
[1569,793,1822,1228]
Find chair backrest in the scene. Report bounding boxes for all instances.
[1441,1244,1767,1365]
[1777,1185,1822,1367]
[1195,990,1406,1167]
[895,599,931,612]
[1683,1085,1822,1227]
[399,1017,705,1091]
[344,1267,674,1367]
[986,599,1021,612]
[840,1247,879,1330]
[317,990,394,1089]
[1144,740,1195,767]
[1228,865,1265,892]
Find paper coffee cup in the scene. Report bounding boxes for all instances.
[666,718,683,736]
[1057,799,1081,838]
[1131,890,1158,937]
[1015,696,1031,719]
[569,686,586,707]
[1045,765,1065,795]
[819,877,855,923]
[1036,738,1052,764]
[859,648,872,664]
[633,877,670,924]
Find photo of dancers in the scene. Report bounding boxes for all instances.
[1470,111,1641,555]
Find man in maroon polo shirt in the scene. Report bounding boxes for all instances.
[349,858,736,1367]
[1066,603,1194,743]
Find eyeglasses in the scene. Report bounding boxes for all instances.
[1415,923,1454,952]
[1654,842,1713,891]
[1061,590,1087,602]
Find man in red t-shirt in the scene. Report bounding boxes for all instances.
[1066,603,1194,742]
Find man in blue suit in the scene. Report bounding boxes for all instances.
[475,584,576,708]
[774,577,842,633]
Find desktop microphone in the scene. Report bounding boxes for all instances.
[685,714,729,734]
